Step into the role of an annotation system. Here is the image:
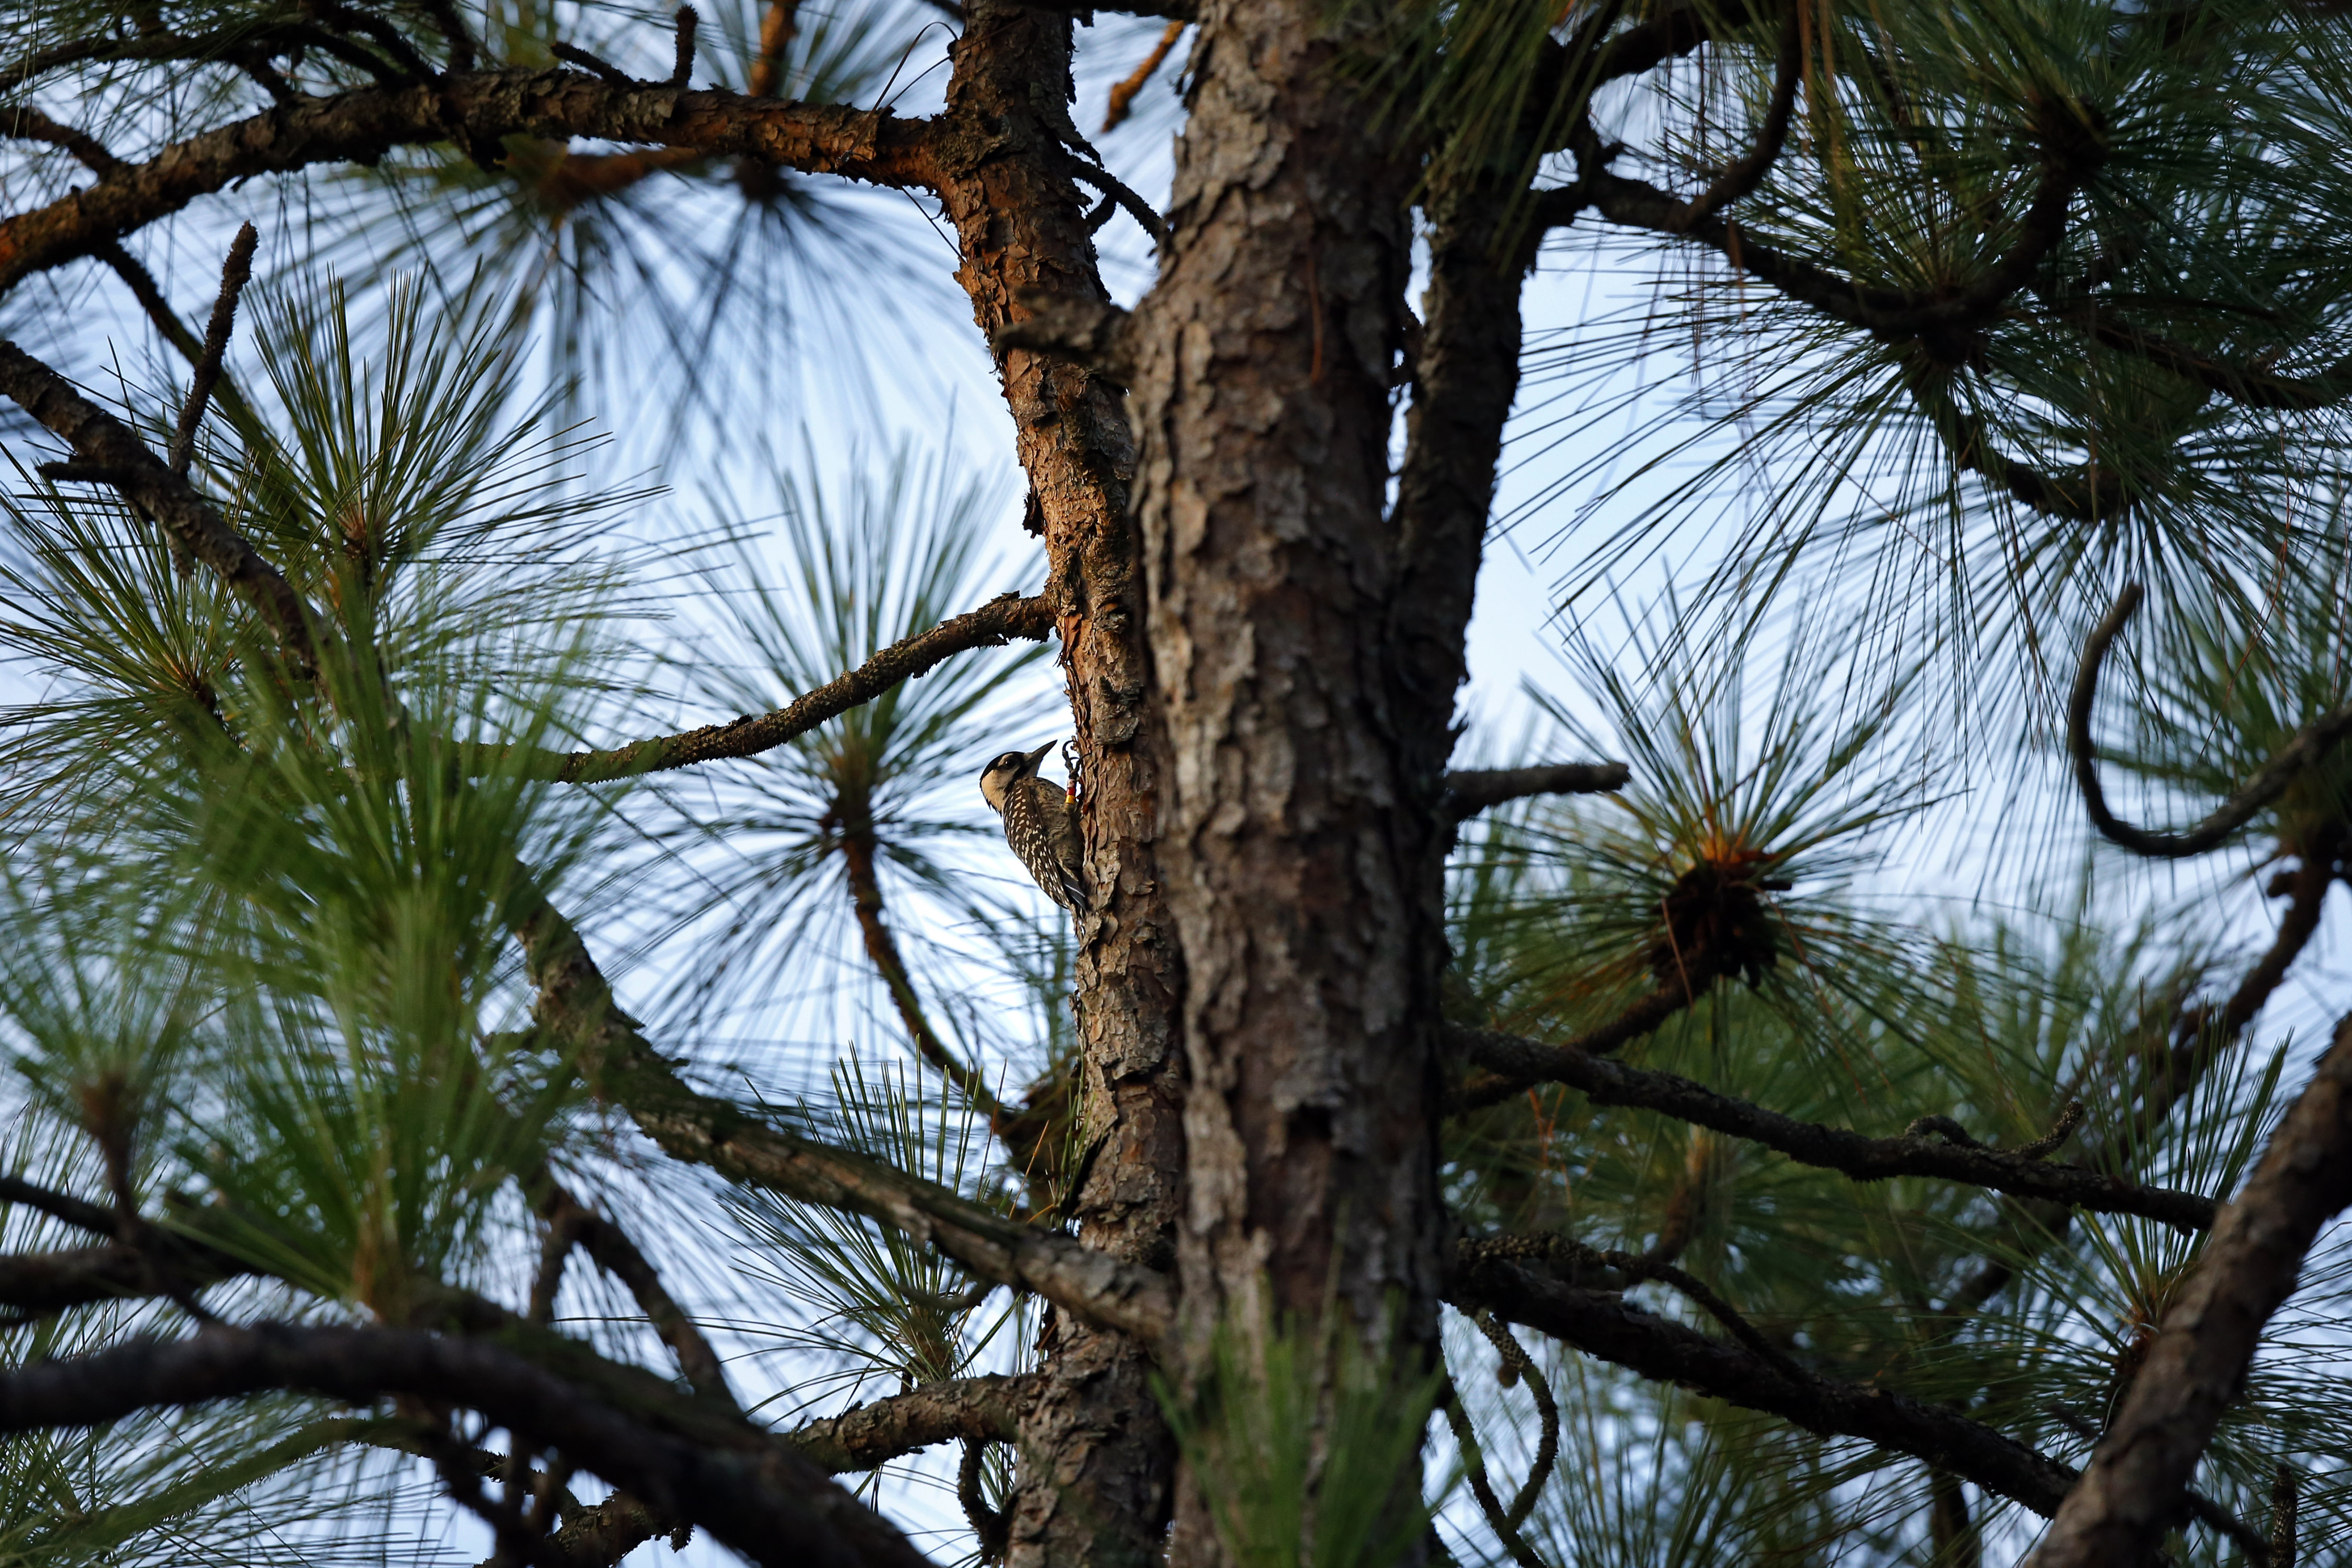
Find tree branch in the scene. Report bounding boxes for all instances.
[1663,2,1802,233]
[1447,1024,2217,1231]
[0,1322,928,1568]
[0,70,939,296]
[786,1372,1038,1473]
[538,1185,731,1403]
[1441,762,1631,823]
[511,879,1176,1346]
[1455,1254,2083,1516]
[1450,956,1730,1112]
[838,822,1033,1152]
[0,1175,123,1238]
[2063,314,2352,411]
[514,592,1053,783]
[0,341,315,671]
[2025,1014,2352,1568]
[3,103,123,176]
[2069,583,2352,858]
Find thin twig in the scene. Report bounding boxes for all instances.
[1102,20,1185,132]
[1668,3,1802,232]
[551,41,635,86]
[500,592,1052,782]
[2068,584,2352,858]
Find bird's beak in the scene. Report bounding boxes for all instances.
[1026,740,1059,769]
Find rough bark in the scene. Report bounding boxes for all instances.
[929,8,1188,1565]
[1124,0,1436,1558]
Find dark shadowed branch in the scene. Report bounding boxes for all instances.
[1449,951,1731,1112]
[0,1175,122,1238]
[2069,584,2352,858]
[2026,1015,2352,1568]
[537,1185,731,1403]
[1448,1024,2217,1230]
[0,1322,929,1568]
[1453,1254,2082,1516]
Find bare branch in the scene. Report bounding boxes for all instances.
[1456,1254,2082,1516]
[1103,20,1186,132]
[2068,584,2352,858]
[991,295,1135,385]
[0,1175,122,1238]
[0,1322,929,1568]
[1664,3,1802,233]
[1441,762,1630,822]
[2026,1014,2352,1568]
[957,1437,1010,1561]
[0,70,939,296]
[839,825,1024,1139]
[786,1373,1038,1473]
[516,592,1053,783]
[1447,1024,2218,1231]
[540,1185,731,1404]
[1450,956,1730,1112]
[512,880,1177,1346]
[0,341,316,672]
[3,103,122,176]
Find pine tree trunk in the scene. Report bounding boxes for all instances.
[934,8,1185,1564]
[1123,1,1448,1556]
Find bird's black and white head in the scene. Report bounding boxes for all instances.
[979,742,1056,812]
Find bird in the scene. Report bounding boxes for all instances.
[979,742,1088,912]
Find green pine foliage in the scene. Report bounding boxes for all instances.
[2,0,2351,1564]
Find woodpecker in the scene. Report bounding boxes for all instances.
[979,742,1088,912]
